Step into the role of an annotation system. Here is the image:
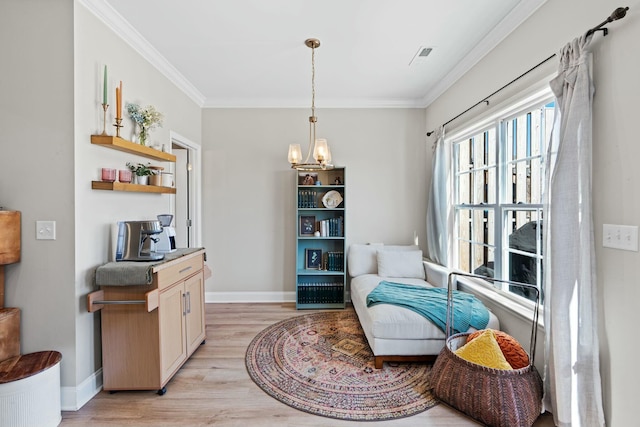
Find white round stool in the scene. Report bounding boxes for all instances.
[0,351,62,427]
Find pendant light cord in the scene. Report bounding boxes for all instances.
[304,44,317,164]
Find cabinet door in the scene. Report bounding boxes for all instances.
[159,282,187,381]
[184,272,205,355]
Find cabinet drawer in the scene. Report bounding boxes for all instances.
[155,255,203,290]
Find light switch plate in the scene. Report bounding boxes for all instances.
[603,224,638,251]
[36,220,56,240]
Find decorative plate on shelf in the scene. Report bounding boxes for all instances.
[322,190,343,209]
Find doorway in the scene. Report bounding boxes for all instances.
[169,131,202,248]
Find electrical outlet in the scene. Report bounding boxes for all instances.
[36,220,56,240]
[603,224,638,251]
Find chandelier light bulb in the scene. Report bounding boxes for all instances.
[313,138,328,162]
[288,144,302,164]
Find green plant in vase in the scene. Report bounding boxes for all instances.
[126,103,163,146]
[127,162,155,185]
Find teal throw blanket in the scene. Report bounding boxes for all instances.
[366,281,490,334]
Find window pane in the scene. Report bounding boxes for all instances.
[458,209,471,242]
[457,209,494,277]
[473,135,486,167]
[506,210,543,302]
[473,245,495,278]
[529,157,542,204]
[457,139,471,172]
[506,159,538,204]
[486,128,497,167]
[486,167,496,204]
[458,239,470,273]
[473,171,486,204]
[458,172,471,204]
[503,105,551,205]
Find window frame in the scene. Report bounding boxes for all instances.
[447,86,554,308]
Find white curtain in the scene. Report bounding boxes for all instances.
[426,126,449,265]
[543,34,605,427]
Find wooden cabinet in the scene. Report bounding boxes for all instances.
[90,135,177,194]
[93,249,205,394]
[158,273,204,382]
[294,168,346,309]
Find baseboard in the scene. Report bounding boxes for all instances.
[206,291,295,303]
[60,368,103,411]
[205,291,351,304]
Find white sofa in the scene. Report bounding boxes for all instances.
[348,243,500,368]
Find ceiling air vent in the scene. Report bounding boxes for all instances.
[409,46,433,66]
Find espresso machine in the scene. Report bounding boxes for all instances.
[156,214,177,253]
[115,220,165,261]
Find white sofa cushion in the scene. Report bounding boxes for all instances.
[377,250,425,279]
[351,274,446,340]
[351,274,500,341]
[347,243,383,277]
[348,243,421,278]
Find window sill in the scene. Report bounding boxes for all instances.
[455,276,545,330]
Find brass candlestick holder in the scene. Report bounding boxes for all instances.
[101,103,109,135]
[114,118,123,138]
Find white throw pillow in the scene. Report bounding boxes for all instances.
[347,243,384,277]
[377,250,426,279]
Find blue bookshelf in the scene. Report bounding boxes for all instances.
[295,167,346,309]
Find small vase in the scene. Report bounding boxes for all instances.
[138,125,148,146]
[135,175,149,185]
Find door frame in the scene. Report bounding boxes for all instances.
[169,130,202,248]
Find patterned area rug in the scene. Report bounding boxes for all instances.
[245,310,437,421]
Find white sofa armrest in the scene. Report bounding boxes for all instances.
[423,260,456,290]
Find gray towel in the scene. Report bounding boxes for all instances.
[95,248,204,286]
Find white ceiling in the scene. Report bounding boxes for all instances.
[82,0,545,108]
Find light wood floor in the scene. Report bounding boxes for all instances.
[61,303,555,426]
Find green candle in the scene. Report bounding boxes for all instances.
[103,65,108,105]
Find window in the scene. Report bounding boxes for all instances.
[452,95,554,303]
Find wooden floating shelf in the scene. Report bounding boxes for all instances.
[92,181,176,194]
[91,135,176,162]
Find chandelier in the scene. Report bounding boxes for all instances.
[287,38,333,171]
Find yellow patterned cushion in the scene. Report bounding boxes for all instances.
[454,329,513,370]
[467,329,529,369]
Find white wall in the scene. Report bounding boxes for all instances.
[0,0,202,410]
[201,108,426,297]
[425,1,640,425]
[72,2,202,408]
[0,0,77,396]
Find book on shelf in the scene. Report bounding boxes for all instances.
[298,190,318,208]
[297,282,344,304]
[322,251,344,271]
[318,216,343,237]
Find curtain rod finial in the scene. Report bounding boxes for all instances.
[611,7,629,21]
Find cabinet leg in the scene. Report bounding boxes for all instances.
[157,387,167,396]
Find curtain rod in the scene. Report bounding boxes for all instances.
[426,6,630,137]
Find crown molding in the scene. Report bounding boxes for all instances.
[420,0,548,108]
[80,0,546,109]
[78,0,206,107]
[201,97,426,109]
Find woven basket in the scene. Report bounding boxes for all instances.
[430,273,543,427]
